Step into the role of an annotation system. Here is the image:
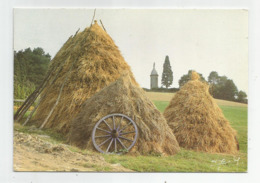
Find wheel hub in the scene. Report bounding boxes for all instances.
[111,129,119,138]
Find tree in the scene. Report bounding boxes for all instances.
[209,74,239,101]
[207,71,248,102]
[178,70,206,87]
[161,55,173,88]
[14,47,51,99]
[208,71,219,97]
[208,71,219,85]
[222,79,238,101]
[237,90,247,103]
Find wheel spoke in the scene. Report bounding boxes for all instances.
[95,135,111,138]
[117,116,124,131]
[114,138,117,153]
[96,127,111,134]
[103,119,112,131]
[98,137,112,147]
[119,136,134,142]
[117,138,127,149]
[113,115,115,130]
[120,131,136,136]
[119,121,132,133]
[106,138,114,153]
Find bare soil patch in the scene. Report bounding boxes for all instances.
[13,130,131,172]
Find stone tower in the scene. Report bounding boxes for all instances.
[150,63,159,89]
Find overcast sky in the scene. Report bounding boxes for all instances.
[14,9,248,93]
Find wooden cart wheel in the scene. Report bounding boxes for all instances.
[92,113,138,154]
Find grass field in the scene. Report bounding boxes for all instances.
[14,92,248,172]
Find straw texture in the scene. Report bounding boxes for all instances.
[164,71,238,154]
[68,73,180,155]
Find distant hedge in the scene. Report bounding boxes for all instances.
[143,87,179,93]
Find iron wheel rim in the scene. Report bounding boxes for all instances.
[92,113,138,154]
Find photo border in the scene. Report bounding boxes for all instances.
[1,0,259,183]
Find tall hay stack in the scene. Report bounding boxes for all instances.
[68,73,180,155]
[32,21,137,134]
[164,71,238,154]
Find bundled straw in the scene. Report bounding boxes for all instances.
[68,73,180,155]
[164,71,238,154]
[31,21,137,134]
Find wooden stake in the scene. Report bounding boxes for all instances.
[23,96,43,126]
[99,20,107,32]
[40,57,77,129]
[90,9,96,27]
[14,69,53,122]
[74,28,80,37]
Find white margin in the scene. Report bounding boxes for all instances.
[1,0,259,183]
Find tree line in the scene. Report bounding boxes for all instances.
[14,49,247,104]
[14,47,51,99]
[178,70,247,103]
[160,57,247,103]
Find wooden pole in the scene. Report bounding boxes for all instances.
[99,20,107,32]
[90,9,96,27]
[22,96,43,126]
[14,69,53,122]
[40,57,77,129]
[74,28,80,37]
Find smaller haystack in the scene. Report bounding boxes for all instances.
[164,71,238,154]
[68,73,180,155]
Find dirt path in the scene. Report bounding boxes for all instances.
[13,131,132,172]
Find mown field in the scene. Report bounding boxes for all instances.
[103,92,248,172]
[14,92,248,172]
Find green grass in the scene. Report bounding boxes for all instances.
[153,101,170,113]
[103,100,248,172]
[104,149,246,172]
[220,105,248,153]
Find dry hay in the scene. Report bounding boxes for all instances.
[68,73,180,155]
[31,21,137,134]
[164,71,239,154]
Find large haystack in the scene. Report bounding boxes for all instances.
[31,21,137,134]
[164,71,238,154]
[68,73,180,155]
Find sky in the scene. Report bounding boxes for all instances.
[14,9,248,93]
